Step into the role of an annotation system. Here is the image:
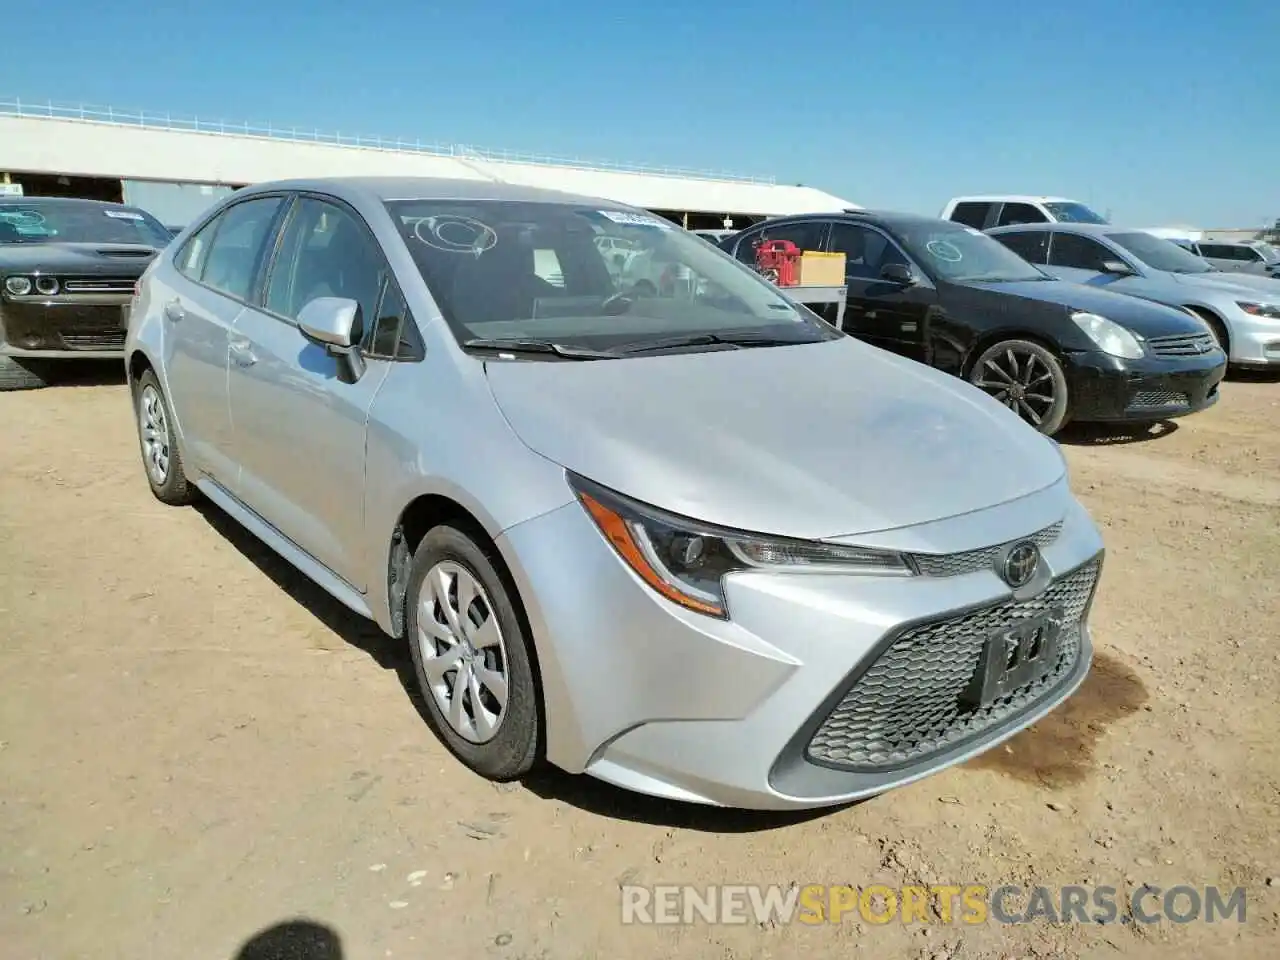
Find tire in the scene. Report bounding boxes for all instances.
[0,355,53,392]
[406,525,539,780]
[133,369,198,505]
[1187,307,1229,356]
[969,339,1070,436]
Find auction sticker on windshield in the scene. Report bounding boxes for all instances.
[104,210,144,220]
[597,210,673,230]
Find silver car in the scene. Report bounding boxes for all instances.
[988,222,1280,369]
[126,177,1104,810]
[1189,240,1280,278]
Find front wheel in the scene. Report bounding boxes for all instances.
[134,369,198,505]
[406,525,540,781]
[969,339,1070,435]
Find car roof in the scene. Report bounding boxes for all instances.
[987,222,1119,236]
[0,195,150,213]
[946,195,1079,205]
[233,176,624,210]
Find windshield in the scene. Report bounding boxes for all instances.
[1043,201,1108,224]
[892,221,1050,283]
[0,200,171,247]
[1256,242,1280,263]
[386,200,838,351]
[1107,231,1213,273]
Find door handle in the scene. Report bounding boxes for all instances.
[229,339,258,367]
[163,298,185,322]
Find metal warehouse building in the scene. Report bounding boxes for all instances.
[0,100,855,231]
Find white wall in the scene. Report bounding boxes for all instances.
[0,116,854,217]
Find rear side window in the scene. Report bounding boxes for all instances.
[996,202,1049,227]
[948,202,992,229]
[175,221,215,279]
[994,231,1050,264]
[197,197,285,301]
[1048,233,1115,271]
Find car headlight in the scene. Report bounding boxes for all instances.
[569,473,915,619]
[1071,311,1144,359]
[4,276,32,296]
[1236,301,1280,320]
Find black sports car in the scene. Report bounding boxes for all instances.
[721,210,1227,435]
[1,196,170,390]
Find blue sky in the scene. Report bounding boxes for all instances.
[2,0,1276,226]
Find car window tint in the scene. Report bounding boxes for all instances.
[199,197,284,301]
[367,278,415,358]
[265,198,384,328]
[949,202,991,228]
[828,223,909,279]
[996,202,1048,227]
[733,220,828,272]
[1048,233,1114,271]
[1237,246,1263,261]
[993,231,1049,264]
[176,220,216,280]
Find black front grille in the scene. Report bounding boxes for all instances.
[1128,390,1189,410]
[61,277,137,293]
[806,559,1100,771]
[60,328,127,350]
[1147,332,1216,357]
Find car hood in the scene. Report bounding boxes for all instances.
[0,242,160,275]
[965,278,1206,337]
[1170,270,1280,299]
[484,337,1065,541]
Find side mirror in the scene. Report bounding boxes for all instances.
[297,296,365,380]
[1100,259,1133,276]
[880,262,916,285]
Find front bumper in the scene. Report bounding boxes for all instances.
[0,297,131,359]
[1226,312,1280,367]
[1063,347,1226,422]
[498,480,1104,810]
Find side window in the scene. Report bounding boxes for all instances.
[1048,233,1115,271]
[993,231,1050,264]
[264,198,384,331]
[533,248,566,287]
[996,202,1049,227]
[175,220,216,280]
[949,202,992,229]
[366,279,419,360]
[733,220,828,271]
[828,223,908,279]
[1238,246,1263,262]
[199,197,284,301]
[1198,243,1227,258]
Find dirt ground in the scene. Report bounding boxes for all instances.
[2,366,1278,960]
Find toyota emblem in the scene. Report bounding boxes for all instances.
[1001,542,1040,588]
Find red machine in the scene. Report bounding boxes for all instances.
[754,239,802,286]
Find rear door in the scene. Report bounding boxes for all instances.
[825,220,936,360]
[160,195,286,487]
[226,194,408,590]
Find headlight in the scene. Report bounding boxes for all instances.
[34,275,59,296]
[4,276,32,296]
[569,473,915,619]
[1236,301,1280,320]
[1071,311,1144,359]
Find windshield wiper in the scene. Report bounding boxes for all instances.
[612,332,812,355]
[462,337,617,360]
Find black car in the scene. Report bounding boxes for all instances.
[720,210,1227,435]
[1,196,171,390]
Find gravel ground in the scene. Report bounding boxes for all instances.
[1,366,1278,960]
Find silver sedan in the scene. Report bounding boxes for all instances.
[127,177,1104,810]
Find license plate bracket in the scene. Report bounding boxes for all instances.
[973,608,1064,707]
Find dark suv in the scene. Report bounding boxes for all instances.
[721,210,1227,435]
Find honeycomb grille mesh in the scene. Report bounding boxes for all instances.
[1128,390,1189,410]
[910,521,1062,579]
[806,559,1100,771]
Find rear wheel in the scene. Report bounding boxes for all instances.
[969,339,1070,435]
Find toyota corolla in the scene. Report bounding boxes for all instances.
[126,177,1105,810]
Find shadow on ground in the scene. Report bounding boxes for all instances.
[966,649,1149,788]
[1057,420,1179,447]
[235,919,343,960]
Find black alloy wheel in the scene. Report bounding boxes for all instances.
[968,339,1070,436]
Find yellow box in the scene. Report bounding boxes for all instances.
[797,251,845,286]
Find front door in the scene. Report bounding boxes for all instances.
[826,221,935,361]
[226,195,395,590]
[161,194,286,487]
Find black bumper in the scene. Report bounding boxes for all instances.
[1064,348,1227,423]
[0,299,131,358]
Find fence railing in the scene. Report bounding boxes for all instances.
[0,97,776,185]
